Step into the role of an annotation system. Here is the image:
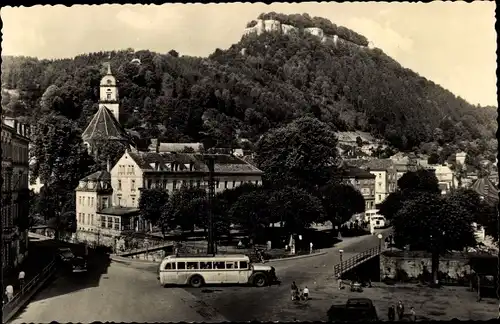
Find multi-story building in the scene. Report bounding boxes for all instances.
[1,117,30,271]
[345,159,397,206]
[74,149,264,248]
[390,154,418,180]
[341,165,376,210]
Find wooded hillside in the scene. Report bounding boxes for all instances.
[1,13,497,161]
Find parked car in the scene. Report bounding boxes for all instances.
[71,256,88,273]
[327,298,378,322]
[57,247,75,263]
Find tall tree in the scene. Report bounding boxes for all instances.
[138,188,169,226]
[255,116,339,190]
[319,183,365,227]
[169,185,207,233]
[392,192,476,285]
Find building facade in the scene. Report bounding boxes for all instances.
[1,117,30,271]
[341,165,376,210]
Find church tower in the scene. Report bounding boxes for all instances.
[99,63,120,122]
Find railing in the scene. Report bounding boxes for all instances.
[334,246,380,278]
[2,257,57,322]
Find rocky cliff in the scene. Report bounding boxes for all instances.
[243,19,375,50]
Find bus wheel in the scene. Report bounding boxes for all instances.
[189,275,204,288]
[253,274,268,287]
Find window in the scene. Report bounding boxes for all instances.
[189,180,194,187]
[197,180,201,188]
[164,262,176,270]
[114,217,120,230]
[378,195,381,201]
[146,179,152,189]
[187,262,199,270]
[106,93,111,100]
[224,181,228,189]
[216,181,220,188]
[131,180,135,191]
[255,180,259,185]
[232,181,236,187]
[213,261,225,269]
[91,197,94,207]
[131,197,136,206]
[226,261,239,269]
[107,80,112,85]
[107,216,113,228]
[101,216,106,228]
[118,180,122,190]
[378,183,382,188]
[177,262,186,270]
[87,197,90,206]
[102,197,109,208]
[200,261,213,269]
[78,196,82,205]
[240,261,248,269]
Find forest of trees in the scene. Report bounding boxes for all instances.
[1,13,497,163]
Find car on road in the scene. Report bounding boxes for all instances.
[157,254,279,288]
[57,247,75,263]
[327,298,378,322]
[71,256,88,273]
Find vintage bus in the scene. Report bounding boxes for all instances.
[157,254,279,288]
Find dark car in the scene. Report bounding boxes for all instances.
[71,256,88,273]
[58,247,75,262]
[327,298,378,322]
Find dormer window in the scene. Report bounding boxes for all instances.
[88,181,95,189]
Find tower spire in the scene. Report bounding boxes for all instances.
[107,53,112,75]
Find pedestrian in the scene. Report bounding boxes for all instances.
[388,305,396,321]
[337,276,343,290]
[410,307,416,322]
[291,281,298,301]
[396,300,405,320]
[18,270,26,292]
[302,286,309,300]
[309,242,313,254]
[5,285,14,302]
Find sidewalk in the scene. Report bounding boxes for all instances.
[2,239,56,305]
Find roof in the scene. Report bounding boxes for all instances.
[149,142,204,153]
[81,170,110,182]
[337,131,375,143]
[127,152,263,174]
[346,159,394,171]
[98,207,139,216]
[82,106,129,143]
[471,177,498,205]
[342,166,375,179]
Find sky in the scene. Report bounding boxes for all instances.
[1,2,497,106]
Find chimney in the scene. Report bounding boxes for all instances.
[106,159,111,172]
[150,139,160,153]
[156,138,160,153]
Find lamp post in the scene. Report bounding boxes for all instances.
[339,249,344,277]
[377,233,383,252]
[205,155,216,256]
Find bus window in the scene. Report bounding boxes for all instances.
[200,261,213,269]
[187,262,199,270]
[177,262,186,270]
[213,261,225,269]
[239,261,248,269]
[226,262,235,269]
[164,262,176,270]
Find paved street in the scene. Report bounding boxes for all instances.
[186,231,388,322]
[10,231,386,323]
[10,253,226,323]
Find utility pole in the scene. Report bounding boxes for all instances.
[205,155,216,256]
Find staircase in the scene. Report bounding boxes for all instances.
[334,246,381,278]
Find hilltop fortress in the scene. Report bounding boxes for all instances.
[243,19,375,50]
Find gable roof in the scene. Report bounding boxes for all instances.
[127,152,263,175]
[82,106,129,143]
[81,170,111,181]
[342,166,375,179]
[471,177,498,205]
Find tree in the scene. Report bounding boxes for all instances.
[268,186,325,235]
[392,192,476,285]
[319,183,365,227]
[355,136,363,147]
[427,153,439,165]
[397,169,440,194]
[29,114,94,239]
[228,188,271,242]
[255,116,339,190]
[138,188,169,226]
[169,185,206,233]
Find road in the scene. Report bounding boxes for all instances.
[187,230,390,322]
[11,230,388,323]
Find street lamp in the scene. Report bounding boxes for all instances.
[377,233,383,252]
[339,249,344,277]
